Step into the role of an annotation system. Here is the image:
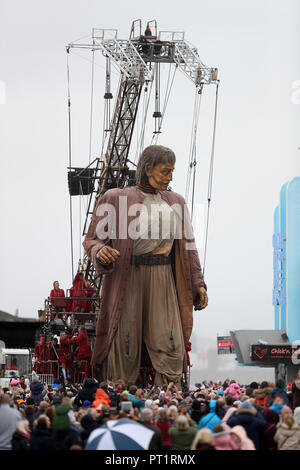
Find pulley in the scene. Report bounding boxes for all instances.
[153,63,162,134]
[104,56,113,132]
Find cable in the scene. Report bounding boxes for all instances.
[202,81,220,275]
[185,84,203,211]
[136,78,154,157]
[67,49,75,282]
[151,64,177,145]
[88,47,95,165]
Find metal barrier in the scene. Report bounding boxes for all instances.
[32,360,59,382]
[30,373,54,385]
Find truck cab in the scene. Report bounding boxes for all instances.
[0,348,31,389]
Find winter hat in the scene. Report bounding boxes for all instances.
[239,401,253,411]
[52,395,62,406]
[31,371,39,382]
[83,400,91,408]
[10,379,19,386]
[217,389,224,396]
[52,404,71,430]
[145,399,153,408]
[52,379,61,390]
[116,385,123,393]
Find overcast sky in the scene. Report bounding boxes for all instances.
[1,0,300,357]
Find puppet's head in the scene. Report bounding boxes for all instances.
[136,145,175,191]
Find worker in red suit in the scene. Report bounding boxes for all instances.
[68,260,87,312]
[50,281,66,319]
[33,339,42,372]
[66,285,74,313]
[39,337,48,374]
[84,279,94,312]
[46,337,60,379]
[33,337,47,374]
[67,326,91,364]
[58,331,72,380]
[50,281,65,300]
[67,326,92,381]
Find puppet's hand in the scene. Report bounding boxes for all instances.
[194,287,208,310]
[97,246,120,265]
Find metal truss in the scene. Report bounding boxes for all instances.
[67,27,218,86]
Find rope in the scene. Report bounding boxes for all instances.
[185,84,203,215]
[136,78,154,158]
[88,47,95,165]
[151,64,177,145]
[67,49,75,281]
[203,81,220,275]
[185,89,198,201]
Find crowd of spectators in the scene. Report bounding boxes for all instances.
[1,372,300,451]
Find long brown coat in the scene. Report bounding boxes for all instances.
[83,186,206,367]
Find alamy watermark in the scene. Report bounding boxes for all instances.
[94,196,206,251]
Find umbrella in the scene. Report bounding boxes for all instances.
[85,418,154,450]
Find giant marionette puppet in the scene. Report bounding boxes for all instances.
[83,145,208,387]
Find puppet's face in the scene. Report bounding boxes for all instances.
[145,161,175,190]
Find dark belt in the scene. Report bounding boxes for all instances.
[130,253,171,267]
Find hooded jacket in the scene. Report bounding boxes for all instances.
[274,423,300,450]
[268,387,290,407]
[229,425,255,450]
[92,388,111,411]
[30,428,51,451]
[73,379,98,408]
[211,431,237,450]
[11,430,31,451]
[224,383,241,399]
[198,400,221,431]
[29,381,44,405]
[227,405,267,449]
[169,419,198,450]
[260,409,279,450]
[253,387,273,410]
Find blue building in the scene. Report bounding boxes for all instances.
[273,177,300,342]
[230,177,300,384]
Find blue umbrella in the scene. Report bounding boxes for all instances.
[85,418,154,450]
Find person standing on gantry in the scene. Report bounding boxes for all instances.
[83,145,208,388]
